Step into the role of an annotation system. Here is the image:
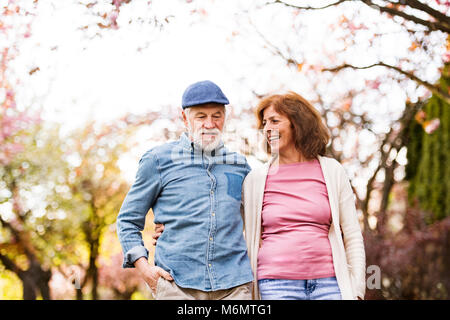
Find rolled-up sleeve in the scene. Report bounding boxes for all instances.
[116,150,162,268]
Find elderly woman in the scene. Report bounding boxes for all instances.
[242,91,366,300]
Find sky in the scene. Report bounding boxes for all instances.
[9,0,343,178]
[11,0,354,129]
[6,0,446,195]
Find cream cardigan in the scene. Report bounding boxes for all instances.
[242,155,366,300]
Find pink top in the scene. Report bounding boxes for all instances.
[257,159,336,280]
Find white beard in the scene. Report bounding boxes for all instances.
[188,127,223,152]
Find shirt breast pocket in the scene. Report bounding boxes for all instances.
[224,173,244,201]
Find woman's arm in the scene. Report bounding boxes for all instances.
[338,165,366,300]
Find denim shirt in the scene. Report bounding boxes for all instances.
[116,132,253,291]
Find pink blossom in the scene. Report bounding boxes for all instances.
[424,118,440,134]
[366,79,381,89]
[443,52,450,63]
[435,0,450,7]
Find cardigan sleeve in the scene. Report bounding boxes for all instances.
[338,165,366,300]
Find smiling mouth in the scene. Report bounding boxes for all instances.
[268,135,280,143]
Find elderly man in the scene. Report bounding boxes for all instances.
[117,80,253,300]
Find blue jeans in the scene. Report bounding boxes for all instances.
[258,277,342,300]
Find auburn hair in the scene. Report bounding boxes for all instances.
[255,91,330,159]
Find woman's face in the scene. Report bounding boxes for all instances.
[262,105,295,155]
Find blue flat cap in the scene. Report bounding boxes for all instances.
[182,80,229,109]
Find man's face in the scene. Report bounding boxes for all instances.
[182,103,226,152]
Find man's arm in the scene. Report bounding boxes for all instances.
[117,151,173,293]
[116,150,162,268]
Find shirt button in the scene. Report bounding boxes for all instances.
[209,237,213,241]
[209,264,212,267]
[210,190,214,194]
[212,212,215,216]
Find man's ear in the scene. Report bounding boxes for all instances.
[182,110,189,128]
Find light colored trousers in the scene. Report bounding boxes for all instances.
[154,277,252,300]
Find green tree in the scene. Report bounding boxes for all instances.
[0,123,76,299]
[406,63,450,223]
[64,113,159,300]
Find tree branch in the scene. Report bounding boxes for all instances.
[0,216,22,244]
[361,101,423,233]
[323,62,450,104]
[270,0,350,10]
[403,0,450,27]
[361,0,450,34]
[272,0,450,33]
[249,16,300,66]
[0,251,21,274]
[0,212,38,261]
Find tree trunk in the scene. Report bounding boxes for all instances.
[18,259,52,300]
[76,288,83,300]
[91,255,99,301]
[87,238,100,300]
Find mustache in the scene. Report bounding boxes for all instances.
[199,129,221,135]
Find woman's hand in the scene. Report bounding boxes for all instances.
[151,223,165,246]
